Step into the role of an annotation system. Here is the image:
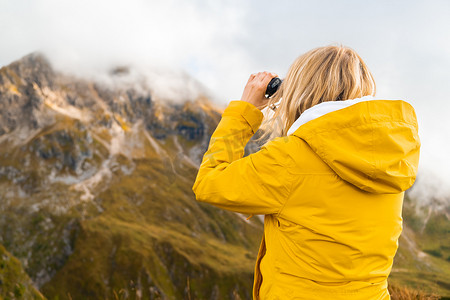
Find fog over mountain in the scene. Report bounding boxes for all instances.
[0,0,449,297]
[0,52,448,298]
[1,0,449,204]
[0,53,266,298]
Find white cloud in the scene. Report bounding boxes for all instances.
[1,0,449,196]
[0,0,254,100]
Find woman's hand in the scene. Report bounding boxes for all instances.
[241,71,278,110]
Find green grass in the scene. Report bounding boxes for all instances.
[0,70,447,299]
[0,244,45,299]
[2,117,264,299]
[390,193,450,297]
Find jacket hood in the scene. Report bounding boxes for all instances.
[289,97,421,194]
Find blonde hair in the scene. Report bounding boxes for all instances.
[261,45,376,140]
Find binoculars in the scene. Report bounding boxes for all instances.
[265,77,282,98]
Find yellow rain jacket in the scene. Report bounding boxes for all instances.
[192,97,420,300]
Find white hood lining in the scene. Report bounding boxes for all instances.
[286,96,378,136]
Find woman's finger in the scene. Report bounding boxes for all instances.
[259,73,278,89]
[257,71,278,83]
[256,71,269,82]
[247,73,256,84]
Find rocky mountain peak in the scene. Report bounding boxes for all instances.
[0,53,265,299]
[0,53,449,298]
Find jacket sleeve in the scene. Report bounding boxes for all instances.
[192,100,292,215]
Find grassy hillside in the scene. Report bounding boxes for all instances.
[0,244,44,299]
[0,54,264,298]
[0,53,449,299]
[38,148,263,299]
[389,193,450,297]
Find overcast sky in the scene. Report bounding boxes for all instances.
[1,0,449,194]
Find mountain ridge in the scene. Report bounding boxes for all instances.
[0,53,449,298]
[0,53,263,299]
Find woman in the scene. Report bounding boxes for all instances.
[192,46,420,300]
